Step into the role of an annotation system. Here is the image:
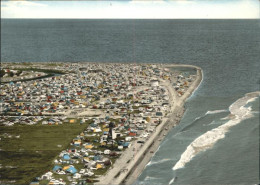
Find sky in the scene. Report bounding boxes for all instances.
[1,0,259,19]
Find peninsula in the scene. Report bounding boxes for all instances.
[0,62,202,185]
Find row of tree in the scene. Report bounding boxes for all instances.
[0,69,23,78]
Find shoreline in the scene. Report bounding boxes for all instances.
[95,64,203,185]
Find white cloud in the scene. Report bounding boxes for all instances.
[1,1,48,18]
[129,0,166,4]
[174,0,196,5]
[2,1,47,8]
[1,0,259,19]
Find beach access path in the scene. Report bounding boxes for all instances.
[95,65,202,185]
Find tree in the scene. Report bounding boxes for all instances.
[0,70,5,77]
[9,71,14,77]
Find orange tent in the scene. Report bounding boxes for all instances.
[85,144,93,149]
[96,164,102,169]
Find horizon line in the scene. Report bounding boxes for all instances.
[2,18,259,20]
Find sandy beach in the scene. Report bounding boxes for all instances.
[95,64,203,185]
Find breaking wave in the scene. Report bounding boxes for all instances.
[194,109,228,122]
[180,116,204,132]
[246,97,257,104]
[205,120,216,126]
[205,109,228,115]
[188,68,203,99]
[146,158,173,167]
[169,177,177,184]
[182,109,228,131]
[173,92,260,171]
[194,116,203,121]
[143,176,159,181]
[153,145,161,154]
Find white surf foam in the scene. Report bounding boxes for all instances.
[144,176,159,181]
[169,177,176,185]
[194,116,203,121]
[206,120,217,126]
[189,68,204,99]
[146,161,152,166]
[193,109,227,124]
[205,109,228,115]
[155,145,161,153]
[172,91,260,171]
[147,158,172,166]
[246,97,257,104]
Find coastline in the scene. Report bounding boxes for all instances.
[95,64,203,185]
[0,62,202,184]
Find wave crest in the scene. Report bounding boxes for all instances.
[173,91,260,171]
[205,109,228,115]
[146,158,173,167]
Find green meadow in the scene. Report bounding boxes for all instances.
[0,120,89,184]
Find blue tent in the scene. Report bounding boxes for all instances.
[30,182,39,185]
[52,165,62,172]
[66,166,77,174]
[63,154,70,160]
[74,142,80,146]
[90,123,97,127]
[123,142,130,148]
[93,155,101,161]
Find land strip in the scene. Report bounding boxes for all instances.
[0,62,202,185]
[95,65,203,185]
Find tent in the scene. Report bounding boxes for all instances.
[66,166,77,174]
[83,157,90,163]
[74,141,81,146]
[85,144,93,149]
[63,154,70,160]
[93,155,101,161]
[123,142,130,148]
[52,165,62,172]
[104,150,111,155]
[90,123,97,127]
[94,128,102,132]
[129,132,136,136]
[63,166,70,170]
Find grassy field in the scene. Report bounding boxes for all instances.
[0,120,91,184]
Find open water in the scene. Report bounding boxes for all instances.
[1,19,260,184]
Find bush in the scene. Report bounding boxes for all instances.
[16,70,22,76]
[8,71,14,77]
[0,69,5,77]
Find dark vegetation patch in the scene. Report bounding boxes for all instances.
[0,121,91,184]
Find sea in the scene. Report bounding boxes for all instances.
[1,19,260,184]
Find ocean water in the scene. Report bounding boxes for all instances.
[1,19,260,184]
